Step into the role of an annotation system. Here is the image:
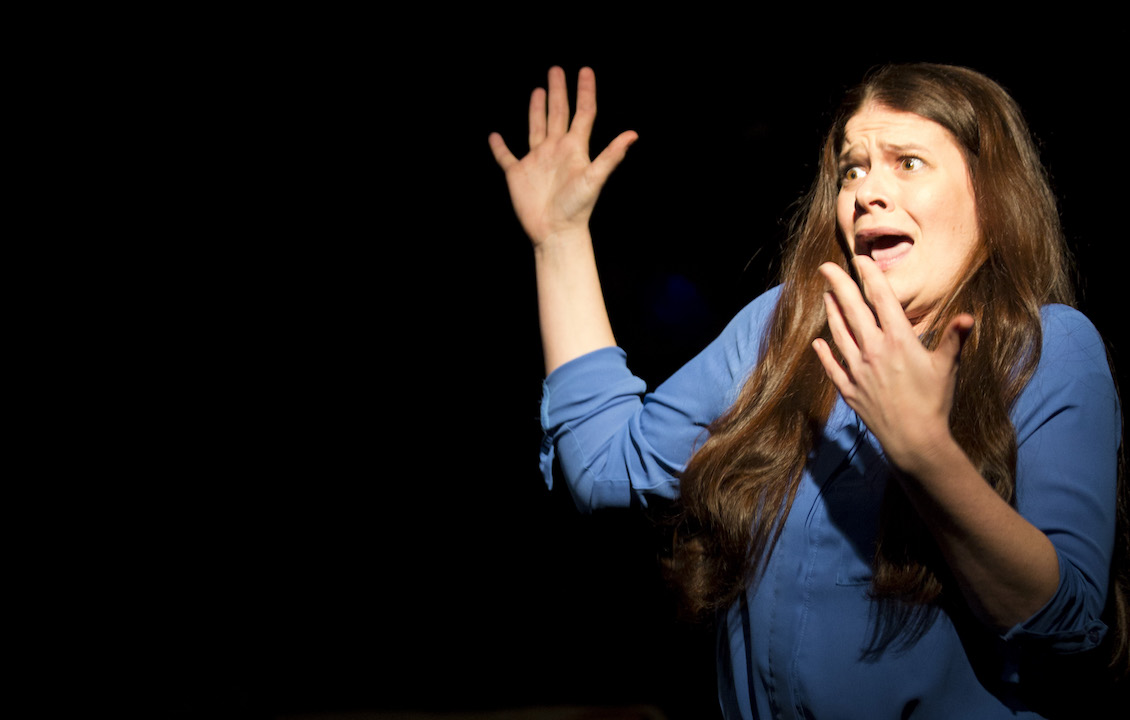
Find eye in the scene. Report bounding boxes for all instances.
[899,157,925,171]
[840,165,867,184]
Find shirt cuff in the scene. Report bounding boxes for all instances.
[1000,546,1108,654]
[538,347,644,508]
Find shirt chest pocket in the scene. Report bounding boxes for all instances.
[823,466,885,586]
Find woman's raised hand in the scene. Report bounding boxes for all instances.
[489,67,638,247]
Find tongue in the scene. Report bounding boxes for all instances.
[868,236,912,269]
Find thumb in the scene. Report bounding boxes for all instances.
[586,130,639,190]
[939,313,975,363]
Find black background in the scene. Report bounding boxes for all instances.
[138,24,1126,720]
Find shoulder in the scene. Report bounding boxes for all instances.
[745,283,784,319]
[709,284,783,379]
[727,285,783,347]
[1038,304,1109,365]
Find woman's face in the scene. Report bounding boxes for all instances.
[836,102,979,331]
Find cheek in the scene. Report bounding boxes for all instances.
[920,185,978,260]
[955,191,980,253]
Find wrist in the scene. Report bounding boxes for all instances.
[887,423,962,481]
[534,225,592,252]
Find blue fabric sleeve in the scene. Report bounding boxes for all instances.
[539,286,782,512]
[1003,304,1122,652]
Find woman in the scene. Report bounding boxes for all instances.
[489,64,1126,718]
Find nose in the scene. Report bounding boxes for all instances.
[854,169,891,217]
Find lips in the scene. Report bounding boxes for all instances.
[855,228,913,271]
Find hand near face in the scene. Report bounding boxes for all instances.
[489,67,638,247]
[813,257,974,475]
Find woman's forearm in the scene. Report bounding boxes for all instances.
[895,432,1060,632]
[534,227,616,375]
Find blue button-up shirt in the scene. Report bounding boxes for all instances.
[540,286,1119,718]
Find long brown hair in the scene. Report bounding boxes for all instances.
[668,63,1128,669]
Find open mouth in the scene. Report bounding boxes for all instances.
[857,231,913,271]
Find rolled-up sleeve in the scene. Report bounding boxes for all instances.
[1004,304,1121,653]
[539,286,781,512]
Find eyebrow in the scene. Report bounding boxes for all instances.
[839,141,932,162]
[881,142,931,155]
